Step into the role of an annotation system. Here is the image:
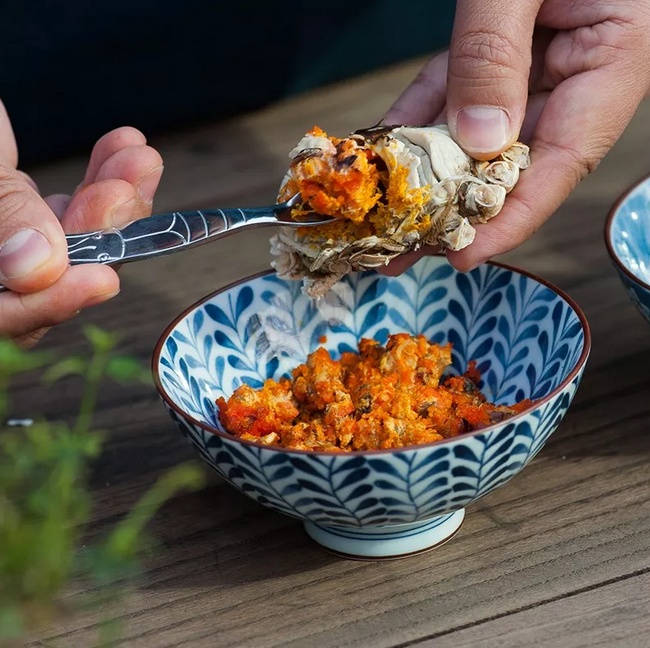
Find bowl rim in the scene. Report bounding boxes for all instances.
[604,171,650,292]
[151,256,592,456]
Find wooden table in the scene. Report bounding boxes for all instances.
[18,58,650,647]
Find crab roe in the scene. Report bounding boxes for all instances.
[216,333,532,452]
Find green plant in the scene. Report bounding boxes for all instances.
[0,326,205,646]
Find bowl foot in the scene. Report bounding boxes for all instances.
[303,509,465,560]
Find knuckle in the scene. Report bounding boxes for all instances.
[600,23,646,63]
[411,68,437,90]
[14,292,77,332]
[592,9,650,67]
[537,139,601,184]
[0,171,32,227]
[74,185,94,216]
[12,327,50,349]
[0,298,42,341]
[558,146,596,182]
[452,29,525,79]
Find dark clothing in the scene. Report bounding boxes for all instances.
[1,1,454,165]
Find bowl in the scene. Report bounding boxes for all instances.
[152,256,590,559]
[605,173,650,324]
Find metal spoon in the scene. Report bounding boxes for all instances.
[0,194,333,292]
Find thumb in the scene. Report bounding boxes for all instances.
[0,162,68,293]
[446,0,542,160]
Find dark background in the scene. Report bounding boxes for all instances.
[1,1,455,165]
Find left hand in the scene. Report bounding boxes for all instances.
[0,114,163,347]
[382,0,650,273]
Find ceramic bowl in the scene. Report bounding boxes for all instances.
[605,174,650,324]
[152,256,590,559]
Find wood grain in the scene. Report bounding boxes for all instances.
[15,56,650,647]
[415,572,650,648]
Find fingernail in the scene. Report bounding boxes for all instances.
[454,106,511,155]
[82,288,120,308]
[110,197,136,225]
[0,229,54,281]
[137,165,163,205]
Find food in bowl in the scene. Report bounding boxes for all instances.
[217,333,533,452]
[271,124,530,297]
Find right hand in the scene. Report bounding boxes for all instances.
[0,99,164,347]
[382,0,650,273]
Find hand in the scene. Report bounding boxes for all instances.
[0,99,163,347]
[383,0,650,272]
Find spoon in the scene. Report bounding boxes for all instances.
[0,194,334,293]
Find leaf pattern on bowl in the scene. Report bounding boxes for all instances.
[156,256,588,528]
[166,368,583,528]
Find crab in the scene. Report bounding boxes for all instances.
[271,124,530,298]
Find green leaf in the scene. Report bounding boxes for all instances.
[106,356,144,383]
[0,324,205,644]
[0,605,24,640]
[0,338,54,375]
[41,356,87,384]
[83,325,119,353]
[103,463,205,561]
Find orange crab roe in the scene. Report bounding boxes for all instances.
[279,126,382,223]
[217,333,533,452]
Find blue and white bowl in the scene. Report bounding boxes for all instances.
[605,173,650,324]
[153,256,590,559]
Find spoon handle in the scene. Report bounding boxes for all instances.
[67,206,282,265]
[0,206,282,293]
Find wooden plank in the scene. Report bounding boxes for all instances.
[413,572,650,648]
[35,471,650,648]
[27,385,650,647]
